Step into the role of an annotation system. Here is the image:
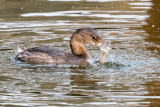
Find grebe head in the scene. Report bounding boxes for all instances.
[71,27,104,46]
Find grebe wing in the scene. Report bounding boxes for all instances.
[27,46,67,57]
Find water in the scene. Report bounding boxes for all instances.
[0,0,160,106]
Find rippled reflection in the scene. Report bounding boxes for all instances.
[0,0,160,106]
[143,0,160,55]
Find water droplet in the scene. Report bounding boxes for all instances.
[154,50,158,54]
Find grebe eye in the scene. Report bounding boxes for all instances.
[91,35,96,40]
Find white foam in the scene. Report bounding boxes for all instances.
[99,44,111,63]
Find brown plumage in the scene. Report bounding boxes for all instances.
[15,27,104,64]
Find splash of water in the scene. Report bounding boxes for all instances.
[87,58,98,66]
[99,43,111,64]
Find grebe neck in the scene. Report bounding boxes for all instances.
[70,41,89,59]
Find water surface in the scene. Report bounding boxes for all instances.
[0,0,160,106]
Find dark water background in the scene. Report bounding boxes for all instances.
[0,0,160,106]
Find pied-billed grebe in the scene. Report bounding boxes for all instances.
[15,27,104,64]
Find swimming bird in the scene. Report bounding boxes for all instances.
[15,27,104,64]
